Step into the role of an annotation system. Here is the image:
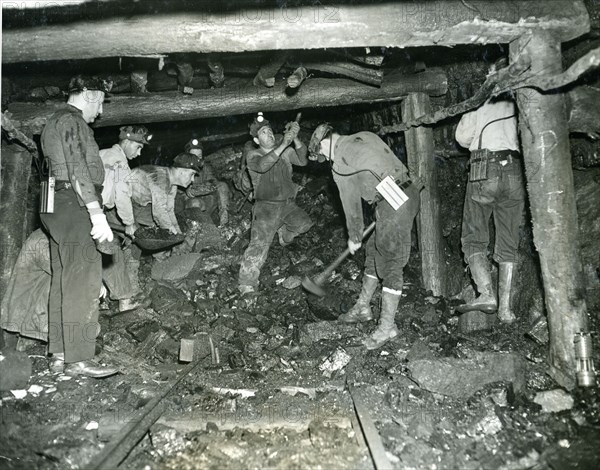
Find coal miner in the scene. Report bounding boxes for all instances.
[454,59,524,324]
[127,164,197,234]
[309,125,421,350]
[39,75,117,378]
[173,138,231,226]
[238,114,313,295]
[99,125,152,312]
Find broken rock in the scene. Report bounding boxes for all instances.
[405,339,436,362]
[0,350,32,391]
[126,320,160,342]
[320,347,351,378]
[475,408,503,437]
[151,254,202,282]
[282,276,302,289]
[150,424,189,457]
[533,389,574,413]
[301,321,356,344]
[150,284,194,316]
[408,352,525,399]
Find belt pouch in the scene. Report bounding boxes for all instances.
[469,149,489,182]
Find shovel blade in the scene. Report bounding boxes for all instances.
[302,276,327,297]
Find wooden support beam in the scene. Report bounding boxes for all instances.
[379,46,600,135]
[146,69,210,92]
[286,66,308,89]
[302,61,383,87]
[401,93,446,296]
[2,1,589,63]
[511,32,589,389]
[348,51,385,67]
[330,48,386,67]
[253,52,288,88]
[8,69,448,134]
[0,143,32,311]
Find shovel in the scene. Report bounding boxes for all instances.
[302,221,376,297]
[108,222,184,251]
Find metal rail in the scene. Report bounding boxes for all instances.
[349,385,394,470]
[87,361,202,470]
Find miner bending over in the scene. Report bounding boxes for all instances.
[128,164,197,234]
[309,124,421,350]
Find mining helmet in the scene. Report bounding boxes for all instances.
[68,75,113,95]
[173,152,202,173]
[184,138,203,153]
[308,123,333,162]
[249,112,271,137]
[119,125,153,145]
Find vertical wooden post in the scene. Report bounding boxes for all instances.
[0,143,32,306]
[511,32,589,388]
[401,93,446,296]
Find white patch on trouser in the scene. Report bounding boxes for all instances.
[382,286,402,296]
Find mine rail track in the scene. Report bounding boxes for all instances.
[87,361,202,470]
[86,359,391,470]
[349,384,394,470]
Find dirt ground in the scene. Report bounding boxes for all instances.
[1,169,599,470]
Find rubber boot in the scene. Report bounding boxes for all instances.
[338,275,378,323]
[456,253,497,314]
[363,289,400,350]
[498,262,516,324]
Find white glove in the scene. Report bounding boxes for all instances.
[90,213,114,243]
[348,239,362,255]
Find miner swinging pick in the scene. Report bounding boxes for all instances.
[238,113,313,295]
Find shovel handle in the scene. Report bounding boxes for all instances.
[314,221,376,284]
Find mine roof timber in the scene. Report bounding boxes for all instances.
[6,70,448,133]
[1,1,590,64]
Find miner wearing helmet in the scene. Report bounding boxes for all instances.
[237,113,313,296]
[454,57,523,324]
[39,75,117,377]
[309,124,421,350]
[99,125,153,313]
[173,138,231,226]
[100,125,153,237]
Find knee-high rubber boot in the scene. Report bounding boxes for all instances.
[456,253,497,314]
[498,262,516,323]
[363,288,400,350]
[338,275,378,323]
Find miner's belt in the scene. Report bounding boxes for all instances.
[55,180,72,191]
[489,149,519,158]
[474,150,520,165]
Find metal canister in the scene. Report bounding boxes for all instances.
[574,332,596,387]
